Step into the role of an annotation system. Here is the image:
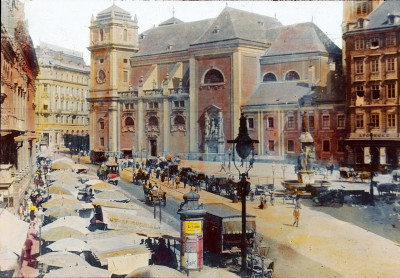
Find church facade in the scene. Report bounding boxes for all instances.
[88,4,347,164]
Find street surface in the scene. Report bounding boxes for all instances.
[83,156,400,278]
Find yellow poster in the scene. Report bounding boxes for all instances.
[185,220,201,234]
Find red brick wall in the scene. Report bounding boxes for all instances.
[241,55,258,106]
[197,56,232,150]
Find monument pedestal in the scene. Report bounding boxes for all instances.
[297,170,315,185]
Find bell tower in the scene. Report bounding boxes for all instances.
[88,4,138,155]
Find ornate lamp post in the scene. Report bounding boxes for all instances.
[227,113,259,271]
[228,148,232,173]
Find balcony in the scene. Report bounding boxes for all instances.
[168,87,189,95]
[143,89,163,96]
[0,108,25,133]
[353,74,366,82]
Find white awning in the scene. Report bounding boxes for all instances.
[0,208,30,255]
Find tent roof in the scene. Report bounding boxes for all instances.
[0,208,30,254]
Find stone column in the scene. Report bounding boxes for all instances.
[364,146,371,164]
[189,56,197,156]
[137,97,144,153]
[89,105,95,151]
[232,52,241,142]
[116,101,121,155]
[109,104,118,154]
[163,97,170,154]
[380,147,386,165]
[258,111,263,155]
[279,110,285,159]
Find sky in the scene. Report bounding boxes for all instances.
[22,0,344,65]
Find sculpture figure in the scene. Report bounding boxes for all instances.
[204,112,210,137]
[298,150,306,171]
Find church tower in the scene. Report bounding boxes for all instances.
[88,4,138,155]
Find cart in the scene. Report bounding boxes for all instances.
[143,184,166,206]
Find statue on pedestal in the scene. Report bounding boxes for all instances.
[298,111,314,172]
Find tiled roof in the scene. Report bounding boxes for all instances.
[263,22,340,57]
[97,4,132,21]
[136,19,214,56]
[193,7,283,45]
[362,0,400,30]
[98,4,130,16]
[245,82,312,106]
[159,17,184,26]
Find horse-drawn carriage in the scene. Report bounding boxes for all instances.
[208,176,237,199]
[132,168,150,184]
[143,184,167,206]
[339,167,371,182]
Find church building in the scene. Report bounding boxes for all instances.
[88,4,346,164]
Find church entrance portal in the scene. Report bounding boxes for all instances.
[150,139,157,157]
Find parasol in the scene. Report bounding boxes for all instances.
[126,265,184,278]
[37,251,89,268]
[47,238,91,252]
[41,226,87,242]
[43,265,111,278]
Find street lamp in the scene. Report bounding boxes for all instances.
[367,123,375,205]
[227,113,259,272]
[228,148,232,173]
[281,164,287,183]
[271,164,276,187]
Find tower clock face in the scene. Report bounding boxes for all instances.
[96,69,106,84]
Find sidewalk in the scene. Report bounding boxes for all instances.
[19,214,40,278]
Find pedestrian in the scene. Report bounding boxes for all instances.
[175,175,181,189]
[293,206,300,227]
[29,204,36,222]
[233,189,238,203]
[161,171,166,183]
[182,176,187,189]
[19,203,24,220]
[25,238,33,263]
[270,192,275,206]
[258,197,265,209]
[249,190,255,202]
[156,166,161,179]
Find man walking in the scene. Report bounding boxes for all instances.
[293,206,300,227]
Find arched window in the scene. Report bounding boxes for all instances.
[174,115,185,125]
[98,118,104,129]
[125,117,134,126]
[285,71,300,81]
[263,73,277,82]
[100,29,104,41]
[149,116,158,126]
[204,69,224,84]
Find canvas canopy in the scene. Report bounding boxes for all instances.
[0,208,30,255]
